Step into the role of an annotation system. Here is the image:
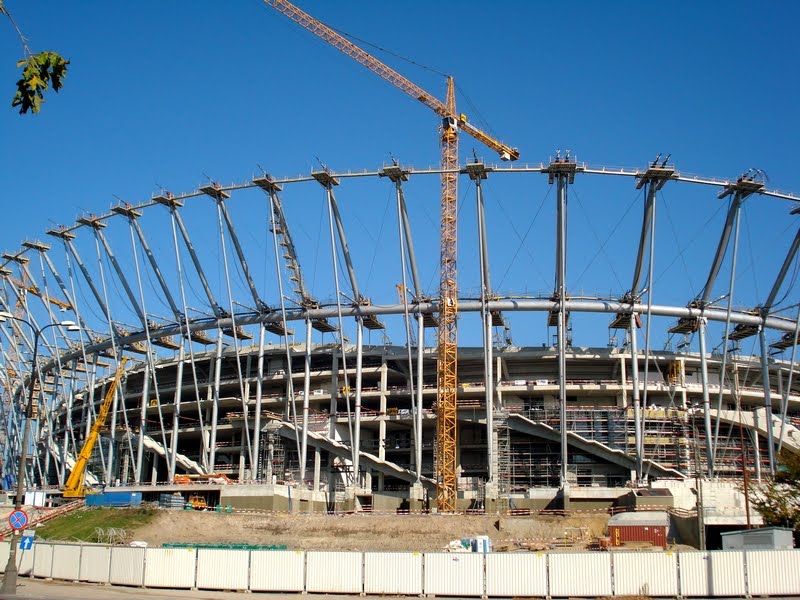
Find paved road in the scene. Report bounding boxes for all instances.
[0,578,407,600]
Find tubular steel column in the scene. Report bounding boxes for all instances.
[301,319,312,481]
[354,321,363,483]
[416,312,425,480]
[626,163,672,481]
[383,164,424,483]
[688,178,757,478]
[758,330,776,474]
[135,363,150,483]
[711,204,743,467]
[629,177,659,481]
[698,317,715,476]
[545,156,577,490]
[317,171,372,485]
[629,319,643,480]
[466,162,495,484]
[210,334,223,471]
[315,170,356,473]
[253,325,266,481]
[699,191,743,476]
[168,345,185,481]
[557,175,568,489]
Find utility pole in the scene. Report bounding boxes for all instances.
[0,313,78,595]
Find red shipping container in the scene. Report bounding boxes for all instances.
[608,511,670,548]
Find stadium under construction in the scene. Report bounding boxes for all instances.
[2,157,800,516]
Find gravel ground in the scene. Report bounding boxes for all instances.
[130,510,609,551]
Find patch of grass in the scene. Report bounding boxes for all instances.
[35,507,157,542]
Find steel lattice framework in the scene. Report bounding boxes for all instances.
[2,158,800,508]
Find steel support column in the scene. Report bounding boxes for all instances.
[698,318,714,476]
[209,334,223,470]
[386,165,424,483]
[555,168,570,489]
[629,319,643,480]
[168,345,185,481]
[354,320,363,482]
[470,164,495,484]
[135,362,150,482]
[301,319,312,481]
[252,325,266,481]
[758,329,776,474]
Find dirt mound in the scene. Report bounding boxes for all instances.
[131,511,609,551]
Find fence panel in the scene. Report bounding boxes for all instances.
[364,552,422,595]
[0,542,8,573]
[485,552,548,597]
[249,550,305,592]
[79,544,111,583]
[143,547,196,589]
[32,543,53,579]
[613,552,678,597]
[17,542,33,576]
[423,553,484,597]
[549,552,612,597]
[196,548,249,590]
[306,551,362,594]
[50,544,81,581]
[745,550,800,596]
[678,551,746,597]
[109,546,145,586]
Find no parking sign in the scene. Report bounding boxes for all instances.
[8,509,28,531]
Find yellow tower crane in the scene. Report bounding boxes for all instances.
[264,0,519,512]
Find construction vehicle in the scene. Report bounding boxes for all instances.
[63,358,127,498]
[264,0,518,512]
[174,473,233,485]
[187,494,207,510]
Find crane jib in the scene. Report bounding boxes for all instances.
[266,0,518,161]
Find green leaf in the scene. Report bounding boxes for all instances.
[11,51,69,114]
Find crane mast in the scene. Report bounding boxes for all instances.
[437,78,459,511]
[63,358,127,498]
[264,0,518,512]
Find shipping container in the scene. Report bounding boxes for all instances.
[608,511,670,548]
[85,491,142,507]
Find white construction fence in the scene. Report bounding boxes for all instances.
[0,541,798,597]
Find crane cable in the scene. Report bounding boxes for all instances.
[496,183,551,291]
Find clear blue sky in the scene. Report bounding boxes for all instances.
[2,1,799,351]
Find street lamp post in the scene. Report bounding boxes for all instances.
[0,312,79,595]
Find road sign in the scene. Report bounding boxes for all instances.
[19,535,34,551]
[8,509,28,531]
